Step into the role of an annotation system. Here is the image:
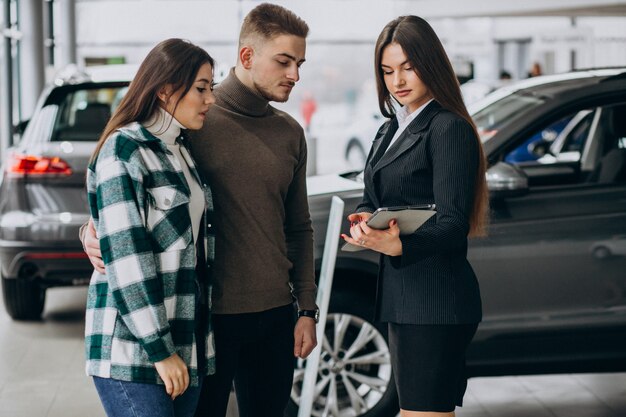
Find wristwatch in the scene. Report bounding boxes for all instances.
[297,309,319,323]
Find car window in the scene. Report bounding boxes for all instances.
[504,114,576,164]
[502,102,626,187]
[497,108,596,187]
[586,103,626,184]
[472,93,545,142]
[51,86,126,142]
[559,112,595,154]
[605,104,626,149]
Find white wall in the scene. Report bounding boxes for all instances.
[69,0,626,117]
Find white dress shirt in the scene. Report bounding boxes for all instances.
[385,99,434,154]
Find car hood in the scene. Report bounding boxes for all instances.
[306,174,364,196]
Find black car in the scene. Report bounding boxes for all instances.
[287,68,626,417]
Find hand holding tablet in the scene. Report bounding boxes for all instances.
[341,205,436,252]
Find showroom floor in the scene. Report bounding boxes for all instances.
[0,287,625,417]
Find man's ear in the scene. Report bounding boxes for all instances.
[239,45,254,70]
[157,84,173,104]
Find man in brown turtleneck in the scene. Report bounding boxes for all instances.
[82,3,317,417]
[189,4,318,417]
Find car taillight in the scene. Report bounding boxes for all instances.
[6,154,72,176]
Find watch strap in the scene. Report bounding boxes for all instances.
[298,309,319,323]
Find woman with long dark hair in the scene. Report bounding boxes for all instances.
[85,38,216,417]
[341,16,488,417]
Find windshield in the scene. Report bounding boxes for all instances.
[471,93,545,143]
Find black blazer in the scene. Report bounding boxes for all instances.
[356,101,482,325]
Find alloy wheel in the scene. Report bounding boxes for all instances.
[290,313,392,417]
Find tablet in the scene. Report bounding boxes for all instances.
[341,205,436,252]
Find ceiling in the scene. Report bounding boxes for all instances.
[493,4,626,17]
[400,0,626,18]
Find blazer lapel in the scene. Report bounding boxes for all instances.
[368,119,398,162]
[363,120,397,209]
[372,101,442,175]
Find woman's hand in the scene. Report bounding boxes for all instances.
[347,212,372,224]
[154,353,189,400]
[342,215,403,257]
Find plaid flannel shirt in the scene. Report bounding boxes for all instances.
[85,122,215,386]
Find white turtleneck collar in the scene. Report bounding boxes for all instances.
[143,107,185,146]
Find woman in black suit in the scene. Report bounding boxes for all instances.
[341,15,489,417]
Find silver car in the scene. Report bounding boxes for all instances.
[0,65,133,320]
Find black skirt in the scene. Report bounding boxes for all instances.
[388,323,478,412]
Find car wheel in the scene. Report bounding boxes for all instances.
[592,246,612,259]
[1,275,46,320]
[345,140,367,171]
[286,292,399,417]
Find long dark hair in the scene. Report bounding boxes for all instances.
[374,16,489,237]
[90,38,214,163]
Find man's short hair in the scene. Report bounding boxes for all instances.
[239,3,309,47]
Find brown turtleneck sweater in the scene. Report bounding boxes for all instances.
[188,69,317,314]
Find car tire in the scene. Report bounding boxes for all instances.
[345,140,367,171]
[592,246,612,259]
[1,275,46,320]
[285,291,399,417]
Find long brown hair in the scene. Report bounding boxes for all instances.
[90,38,214,163]
[374,16,489,237]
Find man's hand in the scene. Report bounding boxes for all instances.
[82,218,104,273]
[294,317,317,359]
[154,353,189,400]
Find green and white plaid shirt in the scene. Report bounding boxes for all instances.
[85,122,215,386]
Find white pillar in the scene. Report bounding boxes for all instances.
[1,0,16,155]
[18,0,45,121]
[58,0,76,67]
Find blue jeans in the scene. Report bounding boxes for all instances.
[93,376,202,417]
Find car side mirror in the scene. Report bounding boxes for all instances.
[487,162,529,199]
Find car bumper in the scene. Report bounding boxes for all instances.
[0,240,92,286]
